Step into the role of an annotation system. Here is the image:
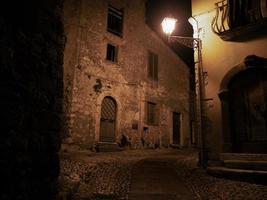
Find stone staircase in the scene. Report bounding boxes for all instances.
[207,153,267,185]
[97,142,122,152]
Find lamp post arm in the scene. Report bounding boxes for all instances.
[168,35,201,49]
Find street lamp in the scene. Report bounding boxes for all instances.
[161,17,201,49]
[161,17,177,35]
[161,17,207,168]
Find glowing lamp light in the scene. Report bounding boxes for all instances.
[161,17,177,35]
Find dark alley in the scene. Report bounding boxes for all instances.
[1,0,267,200]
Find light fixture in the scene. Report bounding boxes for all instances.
[161,17,177,35]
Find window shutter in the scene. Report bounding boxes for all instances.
[148,103,154,124]
[148,51,158,80]
[148,52,153,78]
[146,102,158,125]
[144,101,148,124]
[154,54,158,80]
[114,45,118,62]
[155,104,160,125]
[106,44,118,62]
[107,6,123,36]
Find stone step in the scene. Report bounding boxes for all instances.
[224,160,267,171]
[207,166,267,185]
[221,153,267,161]
[128,193,189,200]
[169,144,181,149]
[97,142,122,152]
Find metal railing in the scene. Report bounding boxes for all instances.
[212,0,267,37]
[212,0,229,35]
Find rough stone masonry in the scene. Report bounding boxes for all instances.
[63,0,191,151]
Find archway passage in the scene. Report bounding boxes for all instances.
[100,97,117,142]
[229,68,267,153]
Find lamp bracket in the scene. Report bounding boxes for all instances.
[169,35,200,49]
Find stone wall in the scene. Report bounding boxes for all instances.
[63,0,190,150]
[0,0,64,199]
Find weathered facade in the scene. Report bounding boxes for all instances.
[63,0,191,150]
[191,0,267,181]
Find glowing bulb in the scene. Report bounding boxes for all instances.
[161,17,177,35]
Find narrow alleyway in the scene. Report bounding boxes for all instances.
[128,158,193,200]
[59,148,267,200]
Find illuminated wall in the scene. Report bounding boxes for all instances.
[191,0,267,159]
[63,0,191,150]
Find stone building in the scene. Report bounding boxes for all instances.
[191,0,267,181]
[63,0,191,150]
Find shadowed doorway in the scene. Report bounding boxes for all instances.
[229,68,267,153]
[173,112,181,145]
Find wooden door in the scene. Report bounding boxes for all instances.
[229,68,267,153]
[173,112,181,145]
[100,97,116,142]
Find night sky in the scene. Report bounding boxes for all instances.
[146,0,194,70]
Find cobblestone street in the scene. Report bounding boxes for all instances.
[58,148,267,200]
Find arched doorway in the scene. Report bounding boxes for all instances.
[228,68,267,153]
[100,96,117,142]
[220,56,267,154]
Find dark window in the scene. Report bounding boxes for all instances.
[147,102,157,125]
[148,51,158,80]
[106,44,118,62]
[229,0,262,27]
[107,6,123,36]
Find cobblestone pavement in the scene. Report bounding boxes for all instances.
[128,158,194,200]
[58,148,267,200]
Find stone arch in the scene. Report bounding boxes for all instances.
[219,63,246,94]
[219,55,267,93]
[218,55,267,153]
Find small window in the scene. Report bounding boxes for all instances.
[147,102,157,125]
[107,6,123,36]
[106,44,118,62]
[148,51,158,80]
